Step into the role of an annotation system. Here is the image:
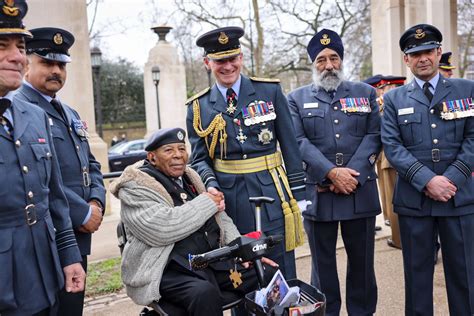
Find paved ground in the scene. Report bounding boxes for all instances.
[84,194,449,315]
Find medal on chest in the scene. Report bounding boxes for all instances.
[180,192,188,202]
[339,97,371,113]
[440,98,474,120]
[233,118,247,144]
[257,128,273,145]
[72,119,89,138]
[243,100,277,126]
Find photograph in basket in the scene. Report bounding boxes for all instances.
[264,270,290,310]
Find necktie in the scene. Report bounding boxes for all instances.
[226,88,237,115]
[51,98,66,121]
[0,99,13,135]
[423,82,433,102]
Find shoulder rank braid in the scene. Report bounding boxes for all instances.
[192,99,227,159]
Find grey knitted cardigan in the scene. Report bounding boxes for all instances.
[109,161,241,305]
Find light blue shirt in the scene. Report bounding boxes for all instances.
[414,73,439,95]
[216,75,242,101]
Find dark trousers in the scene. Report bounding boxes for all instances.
[159,261,275,316]
[305,217,377,316]
[57,256,87,316]
[399,214,474,316]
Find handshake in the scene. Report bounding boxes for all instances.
[203,187,226,212]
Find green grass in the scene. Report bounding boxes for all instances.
[86,257,124,297]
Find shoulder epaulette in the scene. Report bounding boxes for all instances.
[185,87,210,105]
[250,76,280,83]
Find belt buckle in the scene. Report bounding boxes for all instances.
[25,204,37,226]
[432,149,440,162]
[83,171,91,187]
[335,153,344,166]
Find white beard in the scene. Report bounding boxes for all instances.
[312,65,345,92]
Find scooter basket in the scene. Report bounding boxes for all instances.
[244,279,326,316]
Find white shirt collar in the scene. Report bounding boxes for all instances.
[414,73,440,93]
[24,80,56,103]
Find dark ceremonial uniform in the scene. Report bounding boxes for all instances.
[0,97,81,316]
[186,75,306,279]
[288,81,381,316]
[382,23,474,315]
[15,27,106,316]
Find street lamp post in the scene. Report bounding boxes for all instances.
[91,46,103,137]
[151,65,161,129]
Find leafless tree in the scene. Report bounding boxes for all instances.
[457,0,474,78]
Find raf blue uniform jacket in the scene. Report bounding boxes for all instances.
[0,98,81,315]
[382,76,474,216]
[288,81,382,221]
[15,84,106,255]
[186,75,305,233]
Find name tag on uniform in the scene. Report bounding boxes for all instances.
[304,102,319,109]
[398,107,414,116]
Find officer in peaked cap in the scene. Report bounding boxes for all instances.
[25,27,75,63]
[364,74,406,250]
[439,52,456,78]
[0,2,86,316]
[187,26,306,281]
[382,23,474,314]
[288,28,381,315]
[15,26,105,316]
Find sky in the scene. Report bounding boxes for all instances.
[87,0,174,69]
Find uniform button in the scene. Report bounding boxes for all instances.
[430,109,435,114]
[22,166,28,173]
[433,139,439,144]
[333,106,338,111]
[404,119,408,123]
[367,176,371,179]
[335,134,340,139]
[308,112,312,116]
[69,127,73,132]
[431,123,437,129]
[46,152,52,158]
[28,191,34,199]
[15,140,21,147]
[76,145,80,151]
[242,154,248,159]
[233,118,238,123]
[334,119,339,124]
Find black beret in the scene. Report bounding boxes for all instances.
[439,52,455,69]
[196,26,244,60]
[363,74,406,88]
[145,127,186,152]
[26,27,75,63]
[0,0,31,37]
[399,24,442,54]
[307,28,344,62]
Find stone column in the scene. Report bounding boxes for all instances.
[24,0,108,168]
[144,26,187,138]
[371,0,459,79]
[24,0,111,211]
[370,0,406,76]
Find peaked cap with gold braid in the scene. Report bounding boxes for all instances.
[196,26,244,60]
[0,0,31,37]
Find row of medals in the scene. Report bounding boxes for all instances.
[227,99,276,145]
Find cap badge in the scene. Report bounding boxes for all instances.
[320,34,331,45]
[3,0,19,17]
[177,131,184,140]
[415,28,426,40]
[218,32,229,45]
[53,33,63,45]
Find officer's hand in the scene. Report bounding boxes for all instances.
[241,257,279,269]
[327,167,359,194]
[203,192,225,212]
[79,205,103,233]
[425,176,457,202]
[63,262,86,293]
